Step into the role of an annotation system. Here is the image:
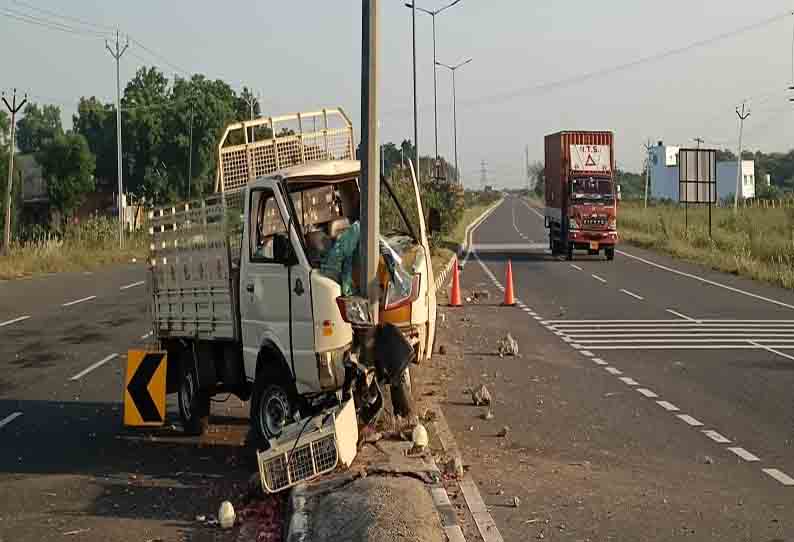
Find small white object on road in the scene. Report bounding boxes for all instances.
[412,423,429,449]
[218,501,235,529]
[69,353,119,381]
[727,447,760,462]
[0,411,23,430]
[676,414,704,427]
[762,468,794,486]
[0,315,31,328]
[702,430,731,444]
[62,295,96,307]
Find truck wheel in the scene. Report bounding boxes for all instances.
[251,373,297,447]
[605,247,615,261]
[178,365,210,436]
[390,368,414,418]
[565,243,574,261]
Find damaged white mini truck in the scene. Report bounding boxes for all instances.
[147,109,439,484]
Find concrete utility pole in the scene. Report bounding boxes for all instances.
[411,2,419,179]
[2,88,27,256]
[106,30,129,248]
[187,100,194,200]
[735,103,750,211]
[436,57,471,186]
[693,136,704,149]
[360,0,380,323]
[243,91,261,142]
[643,140,652,209]
[480,160,487,189]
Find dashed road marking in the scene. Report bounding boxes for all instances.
[570,264,583,271]
[140,331,153,340]
[69,353,119,381]
[656,400,680,412]
[762,468,794,486]
[702,430,731,444]
[62,295,97,307]
[750,340,794,362]
[637,388,659,398]
[580,350,594,357]
[619,377,639,386]
[533,316,542,320]
[120,280,145,290]
[591,274,607,284]
[620,289,644,300]
[604,367,622,375]
[571,343,583,350]
[592,358,608,365]
[0,315,31,328]
[728,447,760,462]
[0,412,23,430]
[667,309,696,321]
[677,414,704,427]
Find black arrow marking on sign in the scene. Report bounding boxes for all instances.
[127,353,164,423]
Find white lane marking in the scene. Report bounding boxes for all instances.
[591,274,607,283]
[569,338,794,344]
[617,249,794,310]
[592,358,608,365]
[677,414,704,426]
[749,340,794,362]
[666,309,696,321]
[728,447,760,462]
[702,430,731,444]
[120,280,145,290]
[62,295,97,307]
[571,344,583,350]
[580,350,594,357]
[140,331,153,340]
[544,319,794,325]
[583,344,794,350]
[762,468,794,486]
[620,289,644,300]
[619,377,639,386]
[570,264,583,271]
[563,333,794,339]
[69,353,119,381]
[0,315,31,328]
[637,388,659,398]
[533,316,542,320]
[0,412,23,429]
[656,400,680,412]
[604,367,622,375]
[459,476,505,542]
[562,337,573,343]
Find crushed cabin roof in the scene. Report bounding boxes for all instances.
[276,160,361,183]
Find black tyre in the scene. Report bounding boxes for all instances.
[605,247,615,261]
[250,372,297,448]
[178,363,210,436]
[565,242,574,261]
[390,368,414,418]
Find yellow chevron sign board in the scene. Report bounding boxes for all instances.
[124,351,167,427]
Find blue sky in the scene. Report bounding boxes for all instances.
[2,1,794,187]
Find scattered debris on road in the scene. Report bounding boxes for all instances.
[498,425,510,437]
[513,496,521,508]
[218,500,235,529]
[439,345,447,355]
[482,409,494,420]
[497,333,519,357]
[472,384,492,406]
[412,423,429,450]
[62,529,90,536]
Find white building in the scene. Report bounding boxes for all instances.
[649,142,755,202]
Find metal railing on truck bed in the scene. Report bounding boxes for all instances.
[148,195,240,341]
[215,108,355,196]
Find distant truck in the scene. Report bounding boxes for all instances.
[147,109,438,450]
[544,131,618,260]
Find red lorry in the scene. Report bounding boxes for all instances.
[544,131,618,261]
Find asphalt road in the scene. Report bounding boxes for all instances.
[0,264,254,542]
[440,196,794,541]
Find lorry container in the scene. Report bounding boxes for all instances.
[544,131,618,260]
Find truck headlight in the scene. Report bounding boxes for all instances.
[608,217,616,229]
[336,296,372,326]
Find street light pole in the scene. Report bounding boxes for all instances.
[437,58,472,186]
[106,30,129,249]
[2,88,27,256]
[411,3,418,177]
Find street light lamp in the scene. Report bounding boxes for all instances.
[436,58,472,186]
[405,0,464,177]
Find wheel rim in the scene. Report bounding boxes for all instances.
[259,388,290,438]
[181,371,195,422]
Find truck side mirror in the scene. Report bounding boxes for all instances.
[428,208,442,234]
[273,233,297,266]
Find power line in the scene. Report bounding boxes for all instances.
[10,0,115,33]
[0,7,107,37]
[128,36,191,77]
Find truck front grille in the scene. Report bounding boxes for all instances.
[259,434,338,493]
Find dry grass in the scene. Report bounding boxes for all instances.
[619,202,794,289]
[431,202,496,281]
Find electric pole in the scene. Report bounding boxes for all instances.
[411,2,419,180]
[360,0,380,324]
[187,99,194,200]
[735,103,750,211]
[525,144,530,192]
[243,90,261,142]
[643,140,652,209]
[480,160,488,190]
[106,30,129,248]
[2,88,27,256]
[693,137,704,149]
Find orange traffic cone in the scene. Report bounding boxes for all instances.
[502,259,516,306]
[449,257,463,307]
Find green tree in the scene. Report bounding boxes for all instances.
[528,161,545,198]
[0,109,9,147]
[15,103,63,154]
[73,97,116,183]
[37,132,96,219]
